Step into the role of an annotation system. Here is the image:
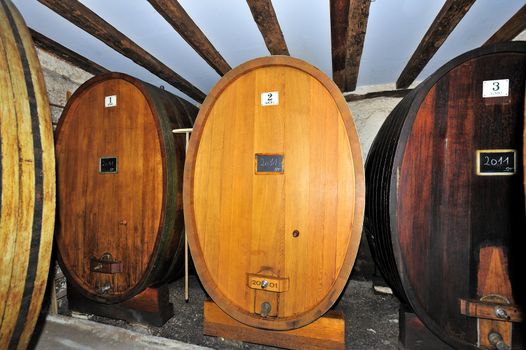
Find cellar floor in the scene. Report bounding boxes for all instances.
[32,274,399,349]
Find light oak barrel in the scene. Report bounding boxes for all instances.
[184,56,365,330]
[365,42,526,349]
[55,73,197,303]
[0,0,56,349]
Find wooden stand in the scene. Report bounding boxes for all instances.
[67,284,174,327]
[203,300,345,350]
[399,305,453,350]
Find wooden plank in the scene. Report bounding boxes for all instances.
[396,0,476,89]
[330,0,350,89]
[331,0,371,91]
[29,28,108,75]
[203,300,345,350]
[246,0,289,55]
[484,4,526,46]
[345,88,411,102]
[38,0,205,102]
[147,0,231,76]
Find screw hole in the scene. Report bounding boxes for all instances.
[292,230,300,238]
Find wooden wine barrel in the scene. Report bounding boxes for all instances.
[184,56,365,330]
[366,42,526,349]
[55,73,197,303]
[0,1,56,349]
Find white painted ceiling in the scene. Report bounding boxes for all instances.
[12,0,526,104]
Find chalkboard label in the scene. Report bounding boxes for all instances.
[99,157,118,174]
[476,150,516,176]
[255,154,283,174]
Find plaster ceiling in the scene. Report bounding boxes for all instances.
[11,0,526,104]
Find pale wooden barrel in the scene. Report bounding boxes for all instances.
[0,0,56,349]
[184,56,365,330]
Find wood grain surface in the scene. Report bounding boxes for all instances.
[0,1,56,349]
[366,42,526,349]
[184,56,364,330]
[55,73,197,303]
[203,300,345,349]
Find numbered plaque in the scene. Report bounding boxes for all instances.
[482,79,509,98]
[476,149,516,176]
[255,154,284,174]
[105,95,117,107]
[99,156,118,174]
[260,91,279,106]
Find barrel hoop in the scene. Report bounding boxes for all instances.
[2,2,44,348]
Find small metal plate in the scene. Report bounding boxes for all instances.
[99,157,118,174]
[255,154,283,174]
[476,150,516,176]
[247,274,289,292]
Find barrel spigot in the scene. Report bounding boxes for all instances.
[488,332,510,350]
[97,283,112,294]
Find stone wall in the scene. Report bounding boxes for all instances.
[36,48,93,125]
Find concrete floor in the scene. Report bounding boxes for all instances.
[31,275,400,349]
[34,315,210,350]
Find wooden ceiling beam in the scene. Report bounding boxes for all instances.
[38,0,205,102]
[396,0,476,89]
[345,88,412,102]
[147,0,231,76]
[331,0,372,92]
[330,0,350,90]
[246,0,289,55]
[29,28,108,76]
[484,4,526,46]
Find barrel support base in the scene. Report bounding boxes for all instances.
[203,300,344,350]
[67,284,174,327]
[399,305,453,350]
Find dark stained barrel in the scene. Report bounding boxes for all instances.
[0,1,56,349]
[366,42,526,349]
[55,73,197,303]
[184,56,365,330]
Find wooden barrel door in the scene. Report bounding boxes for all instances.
[0,1,56,349]
[55,73,197,303]
[366,42,526,349]
[184,56,365,330]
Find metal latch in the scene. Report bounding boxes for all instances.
[90,252,122,274]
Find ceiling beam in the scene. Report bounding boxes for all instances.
[246,0,289,55]
[29,28,108,76]
[345,88,412,102]
[147,0,231,76]
[396,0,476,89]
[38,0,205,102]
[484,4,526,46]
[331,0,372,92]
[330,0,350,90]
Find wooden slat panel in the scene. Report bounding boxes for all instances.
[29,28,108,75]
[38,0,205,102]
[484,4,526,46]
[147,0,231,76]
[246,0,289,55]
[396,0,476,89]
